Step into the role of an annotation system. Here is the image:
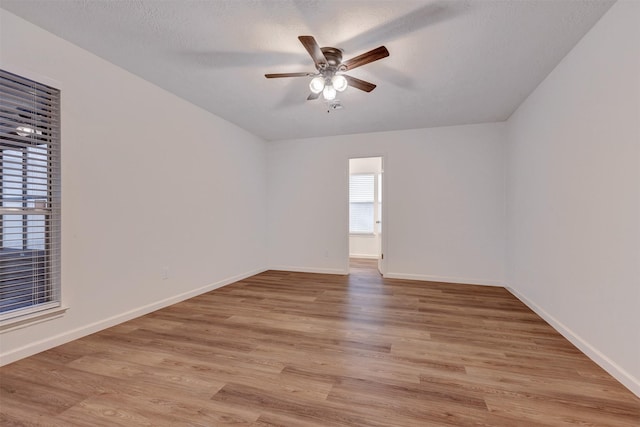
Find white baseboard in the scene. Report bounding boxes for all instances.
[0,267,267,366]
[384,272,505,287]
[508,287,640,398]
[349,254,379,259]
[269,265,349,275]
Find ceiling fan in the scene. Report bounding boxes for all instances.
[265,36,389,102]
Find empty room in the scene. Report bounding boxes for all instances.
[0,0,638,425]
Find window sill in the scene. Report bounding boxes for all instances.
[0,306,68,333]
[349,233,377,237]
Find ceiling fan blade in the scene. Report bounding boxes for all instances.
[265,72,313,78]
[342,46,389,71]
[298,36,328,69]
[344,75,377,92]
[307,92,321,101]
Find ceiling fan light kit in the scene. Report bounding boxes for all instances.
[307,74,348,101]
[265,35,389,107]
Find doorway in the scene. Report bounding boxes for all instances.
[348,156,383,275]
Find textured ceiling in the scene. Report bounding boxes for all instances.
[1,0,615,141]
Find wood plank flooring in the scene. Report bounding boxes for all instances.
[1,258,638,426]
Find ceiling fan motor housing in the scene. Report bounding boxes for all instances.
[320,47,345,71]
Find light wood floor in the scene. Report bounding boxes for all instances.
[1,259,638,426]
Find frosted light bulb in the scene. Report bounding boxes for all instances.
[323,84,337,101]
[309,76,325,94]
[332,75,348,92]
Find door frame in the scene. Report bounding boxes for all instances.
[347,154,387,275]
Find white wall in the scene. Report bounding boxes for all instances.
[506,0,640,396]
[268,123,507,285]
[349,157,382,175]
[349,234,379,259]
[0,10,268,364]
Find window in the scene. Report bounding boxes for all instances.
[349,174,375,234]
[0,69,61,322]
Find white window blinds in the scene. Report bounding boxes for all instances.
[349,174,375,234]
[0,69,61,321]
